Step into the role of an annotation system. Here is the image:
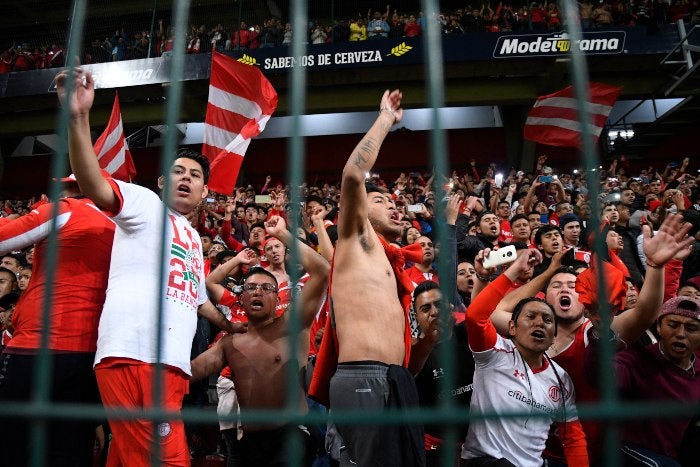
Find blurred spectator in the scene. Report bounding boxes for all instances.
[404,14,422,37]
[209,24,230,52]
[282,22,293,45]
[388,13,405,39]
[593,2,614,27]
[331,19,350,42]
[110,29,127,61]
[349,17,367,41]
[367,11,390,39]
[260,19,281,48]
[232,21,253,50]
[311,22,328,45]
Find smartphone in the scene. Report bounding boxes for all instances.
[539,175,554,183]
[206,197,216,203]
[494,173,504,188]
[407,204,423,213]
[483,245,517,269]
[255,195,272,204]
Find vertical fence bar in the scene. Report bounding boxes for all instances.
[283,0,309,465]
[560,1,620,465]
[31,1,88,466]
[420,2,458,465]
[151,0,191,465]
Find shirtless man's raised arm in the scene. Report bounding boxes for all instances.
[323,90,426,467]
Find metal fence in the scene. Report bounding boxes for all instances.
[0,1,697,466]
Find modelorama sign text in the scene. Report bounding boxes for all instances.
[243,30,625,71]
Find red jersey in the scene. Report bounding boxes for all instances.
[498,218,513,243]
[275,273,310,316]
[546,319,601,463]
[0,197,115,352]
[406,265,439,285]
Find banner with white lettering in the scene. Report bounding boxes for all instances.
[4,26,676,98]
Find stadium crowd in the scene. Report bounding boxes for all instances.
[2,0,700,72]
[0,78,699,466]
[0,31,699,463]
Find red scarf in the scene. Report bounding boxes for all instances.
[575,250,628,314]
[308,236,423,406]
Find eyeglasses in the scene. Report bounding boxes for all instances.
[241,283,277,294]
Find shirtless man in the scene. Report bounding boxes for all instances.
[191,216,329,465]
[310,90,425,466]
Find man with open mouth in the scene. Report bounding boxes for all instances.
[586,295,700,467]
[191,215,329,466]
[484,213,694,465]
[57,66,243,466]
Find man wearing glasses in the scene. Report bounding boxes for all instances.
[191,215,330,465]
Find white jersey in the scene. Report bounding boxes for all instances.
[95,181,206,375]
[462,335,578,467]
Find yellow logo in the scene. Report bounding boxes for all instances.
[237,54,259,66]
[555,40,570,52]
[387,42,413,57]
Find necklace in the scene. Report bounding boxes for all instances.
[548,322,583,357]
[658,344,694,374]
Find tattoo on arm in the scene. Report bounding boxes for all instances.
[352,138,378,169]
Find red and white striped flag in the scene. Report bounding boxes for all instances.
[93,92,136,182]
[524,83,622,148]
[202,51,278,194]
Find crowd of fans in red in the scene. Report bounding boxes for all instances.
[2,0,699,73]
[1,145,700,465]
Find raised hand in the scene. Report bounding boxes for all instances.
[310,206,328,225]
[55,66,94,119]
[236,248,258,266]
[445,193,460,225]
[265,215,287,238]
[643,213,694,268]
[503,248,543,282]
[379,89,403,124]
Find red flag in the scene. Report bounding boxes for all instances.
[93,92,136,182]
[524,83,622,147]
[202,51,278,194]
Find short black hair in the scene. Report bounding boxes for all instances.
[241,266,278,287]
[2,253,25,269]
[173,148,210,184]
[510,213,528,226]
[476,210,496,224]
[306,195,323,206]
[0,267,17,282]
[249,222,266,232]
[365,182,384,195]
[412,280,440,307]
[535,224,561,247]
[511,297,557,334]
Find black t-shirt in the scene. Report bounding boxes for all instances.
[414,323,475,440]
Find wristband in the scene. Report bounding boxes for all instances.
[379,106,397,123]
[475,271,498,282]
[645,260,663,269]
